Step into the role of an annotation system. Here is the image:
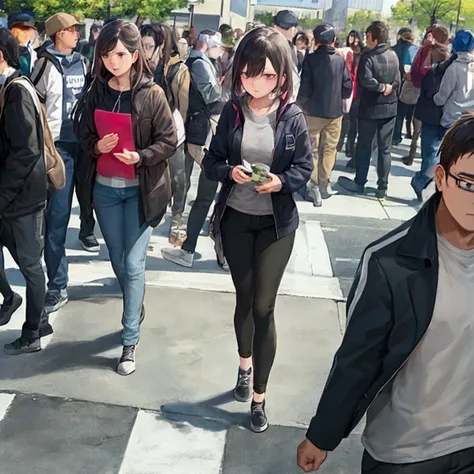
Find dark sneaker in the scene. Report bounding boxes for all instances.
[0,293,22,326]
[80,234,100,252]
[411,176,423,202]
[376,188,387,200]
[234,367,252,402]
[117,345,136,376]
[337,176,365,195]
[402,156,414,166]
[306,185,322,207]
[45,291,68,314]
[346,159,356,172]
[39,313,53,338]
[4,337,41,355]
[250,400,269,433]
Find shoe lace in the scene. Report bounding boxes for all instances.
[238,371,250,387]
[252,402,265,417]
[46,292,61,305]
[121,345,135,361]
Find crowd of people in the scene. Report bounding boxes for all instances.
[0,8,474,460]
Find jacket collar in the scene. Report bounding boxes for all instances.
[397,192,440,261]
[314,45,337,55]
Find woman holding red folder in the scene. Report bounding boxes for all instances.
[76,20,177,376]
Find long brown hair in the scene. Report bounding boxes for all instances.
[94,20,151,89]
[231,27,293,104]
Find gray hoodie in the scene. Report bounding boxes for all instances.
[434,51,474,127]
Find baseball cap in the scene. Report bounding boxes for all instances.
[8,13,36,30]
[273,10,298,30]
[45,13,82,37]
[313,23,335,45]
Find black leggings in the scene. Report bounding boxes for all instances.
[221,207,295,394]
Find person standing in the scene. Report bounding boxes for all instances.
[204,27,312,433]
[8,13,37,77]
[338,21,400,200]
[76,20,177,375]
[161,30,225,268]
[297,23,352,207]
[30,13,99,314]
[0,28,52,355]
[297,113,474,474]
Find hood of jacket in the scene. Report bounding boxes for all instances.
[44,46,84,71]
[314,45,337,56]
[456,51,474,64]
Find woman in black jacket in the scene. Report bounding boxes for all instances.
[203,27,312,433]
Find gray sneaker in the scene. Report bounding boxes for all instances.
[117,345,136,376]
[4,337,41,355]
[161,247,194,268]
[45,290,68,314]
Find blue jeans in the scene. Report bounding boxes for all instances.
[412,123,446,193]
[93,183,151,346]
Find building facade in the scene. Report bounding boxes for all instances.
[253,0,324,20]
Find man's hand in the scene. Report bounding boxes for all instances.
[232,166,252,184]
[255,173,282,194]
[383,84,393,96]
[96,133,119,154]
[114,149,140,165]
[297,439,327,472]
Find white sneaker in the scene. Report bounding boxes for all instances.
[117,345,136,376]
[161,247,194,268]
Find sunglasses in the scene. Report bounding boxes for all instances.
[62,26,80,33]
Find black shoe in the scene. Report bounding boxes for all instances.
[376,188,387,200]
[234,367,252,402]
[140,305,145,325]
[345,159,356,172]
[411,176,423,202]
[4,337,41,355]
[338,176,364,194]
[402,156,414,166]
[306,185,322,207]
[45,291,68,314]
[80,234,100,252]
[250,400,269,433]
[0,293,22,326]
[39,313,54,338]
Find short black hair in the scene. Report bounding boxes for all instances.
[50,32,57,44]
[0,28,20,68]
[439,113,474,174]
[366,21,389,44]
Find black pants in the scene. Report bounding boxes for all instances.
[393,102,416,143]
[362,449,474,473]
[347,100,360,159]
[221,207,295,394]
[0,211,46,341]
[355,117,396,190]
[182,166,218,254]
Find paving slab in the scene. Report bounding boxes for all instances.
[0,287,342,429]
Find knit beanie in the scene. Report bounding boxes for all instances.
[452,30,474,53]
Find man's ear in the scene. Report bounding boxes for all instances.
[0,51,4,63]
[434,164,446,192]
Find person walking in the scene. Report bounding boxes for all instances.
[298,113,474,474]
[0,28,52,354]
[204,27,312,433]
[140,23,190,246]
[338,21,400,200]
[30,13,99,314]
[76,20,177,375]
[161,30,225,268]
[297,23,352,207]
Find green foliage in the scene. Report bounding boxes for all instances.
[254,11,273,27]
[343,10,381,36]
[298,16,323,30]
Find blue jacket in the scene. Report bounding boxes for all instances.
[203,98,313,265]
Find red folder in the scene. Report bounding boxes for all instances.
[94,110,136,180]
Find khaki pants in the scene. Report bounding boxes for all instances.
[306,115,343,188]
[187,114,219,166]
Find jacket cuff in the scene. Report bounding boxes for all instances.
[136,150,145,168]
[305,417,339,452]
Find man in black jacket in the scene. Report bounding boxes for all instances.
[338,21,400,200]
[297,114,474,472]
[0,29,52,355]
[298,23,352,207]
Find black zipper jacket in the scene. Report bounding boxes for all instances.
[203,98,313,264]
[307,193,441,451]
[0,71,47,218]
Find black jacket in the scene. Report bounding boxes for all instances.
[0,72,47,218]
[414,54,457,126]
[297,45,353,119]
[357,44,401,120]
[203,99,313,265]
[306,193,442,451]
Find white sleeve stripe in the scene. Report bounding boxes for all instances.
[346,228,410,327]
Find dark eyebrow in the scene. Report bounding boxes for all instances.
[456,172,474,180]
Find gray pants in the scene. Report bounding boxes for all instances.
[169,144,187,227]
[362,448,474,473]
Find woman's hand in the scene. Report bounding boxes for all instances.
[256,173,282,194]
[114,149,140,165]
[96,133,119,154]
[232,166,252,184]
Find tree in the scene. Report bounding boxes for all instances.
[254,11,273,26]
[298,16,322,30]
[391,0,457,30]
[343,10,381,36]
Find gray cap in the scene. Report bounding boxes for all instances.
[313,23,335,45]
[273,10,298,30]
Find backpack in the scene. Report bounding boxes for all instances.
[0,77,66,190]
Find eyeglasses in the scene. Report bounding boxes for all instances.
[62,26,79,33]
[447,171,474,193]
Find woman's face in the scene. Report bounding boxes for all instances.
[102,39,138,78]
[141,35,156,61]
[241,58,280,100]
[348,34,355,45]
[296,38,307,51]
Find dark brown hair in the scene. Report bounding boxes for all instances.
[366,21,389,44]
[155,22,180,65]
[95,20,151,88]
[232,27,293,103]
[439,113,474,174]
